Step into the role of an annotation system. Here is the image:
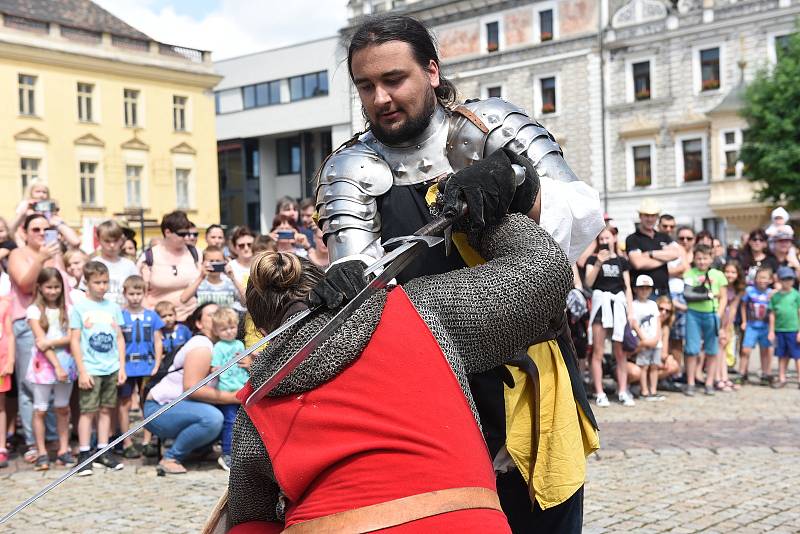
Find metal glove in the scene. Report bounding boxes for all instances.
[307,260,367,309]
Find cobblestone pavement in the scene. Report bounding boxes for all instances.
[585,384,800,533]
[2,385,798,532]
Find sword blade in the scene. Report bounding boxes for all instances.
[0,307,313,525]
[245,237,428,407]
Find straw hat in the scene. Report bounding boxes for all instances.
[637,197,660,215]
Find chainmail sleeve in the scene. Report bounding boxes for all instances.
[405,213,571,374]
[228,409,282,526]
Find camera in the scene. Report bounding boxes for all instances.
[210,261,226,273]
[598,243,610,251]
[277,230,294,241]
[44,229,58,245]
[34,200,55,213]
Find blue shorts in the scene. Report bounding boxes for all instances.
[685,309,719,357]
[742,323,771,350]
[774,331,800,359]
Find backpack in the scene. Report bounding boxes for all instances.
[143,244,199,267]
[140,339,187,409]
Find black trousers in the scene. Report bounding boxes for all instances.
[497,468,584,534]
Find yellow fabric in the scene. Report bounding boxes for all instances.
[424,181,599,507]
[243,313,263,348]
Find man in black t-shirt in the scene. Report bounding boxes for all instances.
[625,198,681,296]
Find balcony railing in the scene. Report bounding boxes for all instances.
[159,43,203,63]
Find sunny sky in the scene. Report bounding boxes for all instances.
[94,0,350,61]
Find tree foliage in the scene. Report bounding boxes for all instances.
[740,29,800,208]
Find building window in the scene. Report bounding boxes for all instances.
[173,96,187,131]
[486,21,499,52]
[775,34,794,62]
[18,74,36,115]
[20,157,39,191]
[277,136,301,175]
[487,86,502,98]
[79,162,97,206]
[539,10,554,42]
[126,165,142,207]
[175,168,190,209]
[681,138,704,182]
[289,71,328,102]
[633,61,651,100]
[243,80,282,109]
[632,145,652,187]
[700,47,720,91]
[77,83,94,122]
[124,89,139,127]
[721,130,741,178]
[540,77,556,114]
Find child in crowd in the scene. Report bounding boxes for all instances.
[69,261,126,475]
[156,301,192,357]
[210,307,248,471]
[656,296,681,382]
[683,244,727,396]
[119,275,164,458]
[180,246,244,308]
[26,268,76,470]
[0,296,15,468]
[630,275,663,401]
[95,220,139,307]
[768,266,800,388]
[64,248,89,302]
[721,262,745,389]
[765,207,790,240]
[740,267,774,385]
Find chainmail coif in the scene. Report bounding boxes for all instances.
[228,213,572,526]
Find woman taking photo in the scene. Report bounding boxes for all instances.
[7,213,64,460]
[139,211,201,322]
[144,302,234,475]
[585,226,634,407]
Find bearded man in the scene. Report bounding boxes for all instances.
[227,14,603,534]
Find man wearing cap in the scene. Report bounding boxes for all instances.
[771,225,800,283]
[625,198,681,297]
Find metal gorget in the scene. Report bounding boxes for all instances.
[362,105,453,186]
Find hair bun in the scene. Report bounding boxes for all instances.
[250,251,303,294]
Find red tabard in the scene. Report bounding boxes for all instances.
[239,287,510,532]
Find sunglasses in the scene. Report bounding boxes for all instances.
[237,242,253,249]
[678,236,695,241]
[176,231,199,238]
[658,307,672,312]
[28,227,47,234]
[750,237,765,242]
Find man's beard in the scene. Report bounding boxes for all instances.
[367,89,437,146]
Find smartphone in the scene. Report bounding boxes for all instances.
[44,229,58,245]
[34,200,54,213]
[277,230,294,241]
[598,243,609,251]
[210,261,226,273]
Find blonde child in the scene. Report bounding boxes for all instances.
[26,268,77,470]
[63,248,89,302]
[210,307,248,471]
[656,296,681,380]
[631,275,663,401]
[0,296,15,468]
[720,262,745,390]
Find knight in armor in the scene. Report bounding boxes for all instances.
[225,207,572,532]
[307,15,604,532]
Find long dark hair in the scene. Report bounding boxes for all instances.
[347,14,457,108]
[741,228,773,269]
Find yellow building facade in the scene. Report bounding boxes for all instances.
[0,5,221,247]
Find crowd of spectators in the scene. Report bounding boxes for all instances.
[0,181,328,474]
[576,199,800,407]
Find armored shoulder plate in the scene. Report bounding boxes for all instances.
[447,97,578,183]
[314,141,393,263]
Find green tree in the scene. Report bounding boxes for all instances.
[740,30,800,208]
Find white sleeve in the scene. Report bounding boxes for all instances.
[26,304,41,321]
[538,176,605,263]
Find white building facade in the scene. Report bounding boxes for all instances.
[214,36,352,232]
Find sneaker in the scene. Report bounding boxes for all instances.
[76,450,93,477]
[704,385,716,396]
[618,391,636,407]
[122,445,141,459]
[141,443,160,458]
[34,454,50,471]
[684,384,696,397]
[93,452,124,471]
[0,450,9,468]
[650,394,666,402]
[760,375,772,387]
[217,454,231,472]
[56,452,77,467]
[595,393,610,407]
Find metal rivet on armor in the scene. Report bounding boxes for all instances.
[463,140,468,145]
[416,145,421,149]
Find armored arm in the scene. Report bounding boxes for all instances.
[314,142,393,265]
[405,214,572,375]
[448,98,604,262]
